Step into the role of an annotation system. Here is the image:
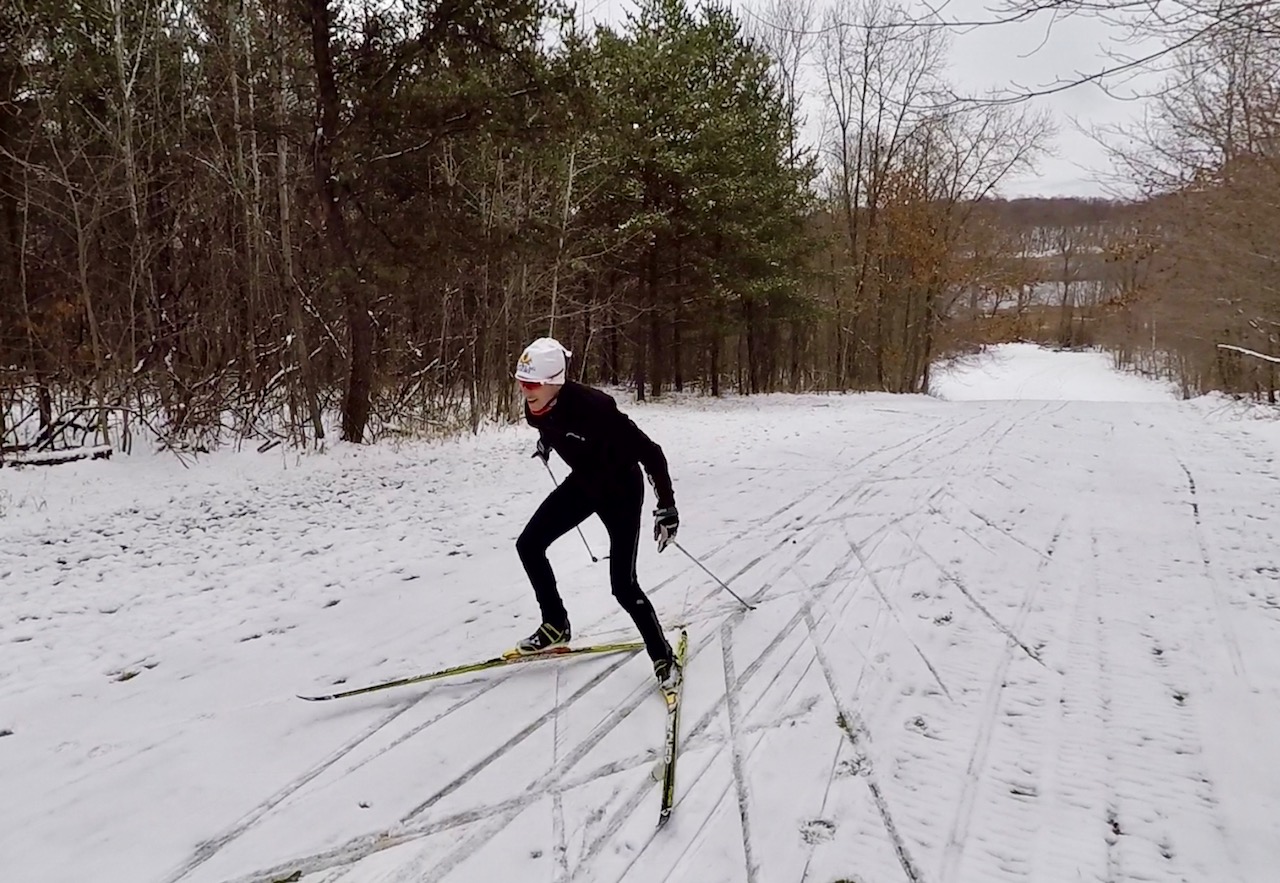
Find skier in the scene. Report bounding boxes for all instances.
[511,337,682,691]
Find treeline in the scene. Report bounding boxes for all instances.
[972,0,1280,403]
[949,171,1279,406]
[1104,24,1280,402]
[3,0,1275,457]
[957,13,1280,402]
[947,196,1141,351]
[1,0,1051,452]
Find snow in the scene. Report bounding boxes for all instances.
[931,343,1179,402]
[3,347,1280,883]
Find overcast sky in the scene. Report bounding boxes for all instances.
[577,0,1160,200]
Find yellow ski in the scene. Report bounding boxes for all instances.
[657,629,689,826]
[298,641,644,701]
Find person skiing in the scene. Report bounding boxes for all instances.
[511,336,682,691]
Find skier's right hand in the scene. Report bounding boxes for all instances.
[532,437,551,464]
[654,506,679,552]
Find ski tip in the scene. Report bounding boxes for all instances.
[297,694,330,702]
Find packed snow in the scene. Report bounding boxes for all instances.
[2,345,1279,883]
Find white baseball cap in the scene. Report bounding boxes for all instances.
[514,337,572,384]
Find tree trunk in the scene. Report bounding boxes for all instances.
[673,236,683,392]
[710,324,721,397]
[1058,244,1075,348]
[743,297,760,394]
[275,5,323,443]
[646,241,662,398]
[673,308,683,392]
[549,146,576,338]
[0,45,19,384]
[74,208,110,443]
[648,308,662,399]
[110,0,146,451]
[633,317,647,403]
[789,319,801,392]
[305,0,373,442]
[608,303,619,385]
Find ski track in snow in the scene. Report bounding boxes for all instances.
[4,347,1280,883]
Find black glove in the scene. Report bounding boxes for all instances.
[532,437,550,464]
[653,506,679,553]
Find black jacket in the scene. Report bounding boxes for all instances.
[526,382,676,508]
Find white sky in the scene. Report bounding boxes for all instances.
[577,0,1161,199]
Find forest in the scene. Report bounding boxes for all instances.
[2,0,1277,454]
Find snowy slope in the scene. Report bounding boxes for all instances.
[930,343,1178,402]
[3,347,1279,883]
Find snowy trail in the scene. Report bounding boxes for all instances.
[3,350,1279,883]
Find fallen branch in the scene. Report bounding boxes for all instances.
[1,445,113,468]
[1217,344,1280,365]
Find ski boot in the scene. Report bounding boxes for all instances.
[654,654,682,695]
[511,622,571,657]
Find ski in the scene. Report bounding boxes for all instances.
[298,641,644,702]
[657,628,689,827]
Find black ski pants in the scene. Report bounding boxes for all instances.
[516,466,671,662]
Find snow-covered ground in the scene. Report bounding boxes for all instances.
[931,343,1179,402]
[3,345,1279,883]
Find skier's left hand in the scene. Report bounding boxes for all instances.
[654,506,679,553]
[532,437,551,464]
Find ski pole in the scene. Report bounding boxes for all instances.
[672,540,755,610]
[543,460,600,563]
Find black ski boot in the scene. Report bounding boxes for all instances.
[653,653,682,694]
[514,622,571,655]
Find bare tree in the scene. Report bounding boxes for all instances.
[817,0,948,387]
[1098,23,1280,397]
[302,0,374,443]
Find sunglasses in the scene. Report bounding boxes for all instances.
[518,379,543,390]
